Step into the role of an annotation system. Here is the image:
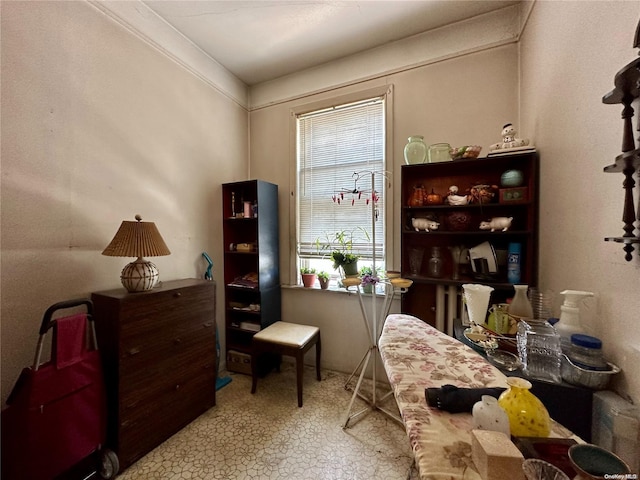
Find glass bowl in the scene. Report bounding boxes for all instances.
[522,459,570,480]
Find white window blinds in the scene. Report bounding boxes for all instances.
[297,96,385,261]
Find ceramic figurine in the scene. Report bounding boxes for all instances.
[445,185,469,206]
[490,123,530,152]
[472,395,511,437]
[411,217,440,232]
[479,216,513,232]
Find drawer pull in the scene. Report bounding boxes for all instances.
[203,321,213,328]
[174,338,182,345]
[174,292,182,298]
[127,347,141,356]
[175,384,180,390]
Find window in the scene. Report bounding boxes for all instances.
[296,95,386,279]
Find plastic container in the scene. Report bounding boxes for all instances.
[517,319,562,383]
[555,290,593,352]
[507,242,521,284]
[592,390,640,473]
[567,334,609,371]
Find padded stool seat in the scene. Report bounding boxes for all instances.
[251,321,321,407]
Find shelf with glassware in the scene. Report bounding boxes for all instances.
[222,180,281,367]
[400,152,539,328]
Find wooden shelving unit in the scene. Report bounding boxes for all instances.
[400,152,539,327]
[222,180,281,373]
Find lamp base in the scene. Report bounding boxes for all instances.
[121,257,159,292]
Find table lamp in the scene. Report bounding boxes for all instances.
[102,214,171,292]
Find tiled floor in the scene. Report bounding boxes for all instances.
[116,364,417,479]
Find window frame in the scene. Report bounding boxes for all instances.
[288,85,394,286]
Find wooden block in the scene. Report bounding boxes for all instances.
[471,429,525,480]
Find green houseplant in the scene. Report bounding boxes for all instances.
[359,266,377,293]
[317,271,330,290]
[300,267,317,288]
[316,229,364,277]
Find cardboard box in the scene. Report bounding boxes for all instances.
[227,350,252,375]
[471,430,524,480]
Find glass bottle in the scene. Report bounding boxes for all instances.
[427,246,444,278]
[404,136,427,165]
[408,248,424,275]
[509,284,534,320]
[498,377,550,437]
[409,185,425,206]
[488,303,510,334]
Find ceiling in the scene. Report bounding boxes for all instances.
[142,1,520,86]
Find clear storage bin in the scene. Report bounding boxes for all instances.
[517,319,562,383]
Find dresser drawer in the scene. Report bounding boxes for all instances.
[119,284,214,338]
[119,330,214,400]
[119,318,214,372]
[117,369,215,468]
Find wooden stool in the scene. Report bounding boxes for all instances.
[251,321,321,407]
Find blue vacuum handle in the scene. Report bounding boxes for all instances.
[202,252,213,280]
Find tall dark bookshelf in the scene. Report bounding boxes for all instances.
[222,180,281,373]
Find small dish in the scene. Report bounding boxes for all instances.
[450,145,482,159]
[463,328,498,351]
[522,458,570,480]
[390,277,413,288]
[486,349,521,371]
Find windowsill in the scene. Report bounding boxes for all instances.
[281,284,391,297]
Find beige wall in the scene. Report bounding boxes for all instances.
[3,0,638,410]
[520,1,640,404]
[0,1,248,403]
[250,45,519,375]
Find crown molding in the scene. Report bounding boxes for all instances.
[89,0,249,110]
[249,4,523,110]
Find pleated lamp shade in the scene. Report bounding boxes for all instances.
[102,215,171,292]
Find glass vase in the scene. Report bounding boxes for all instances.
[498,377,550,437]
[510,284,534,320]
[404,136,427,165]
[408,248,424,275]
[427,246,444,278]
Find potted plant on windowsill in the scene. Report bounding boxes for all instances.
[317,230,362,278]
[300,267,317,288]
[317,271,330,290]
[331,252,359,277]
[359,266,379,294]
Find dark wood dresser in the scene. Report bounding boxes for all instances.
[92,278,217,470]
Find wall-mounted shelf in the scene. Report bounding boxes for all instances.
[602,23,640,261]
